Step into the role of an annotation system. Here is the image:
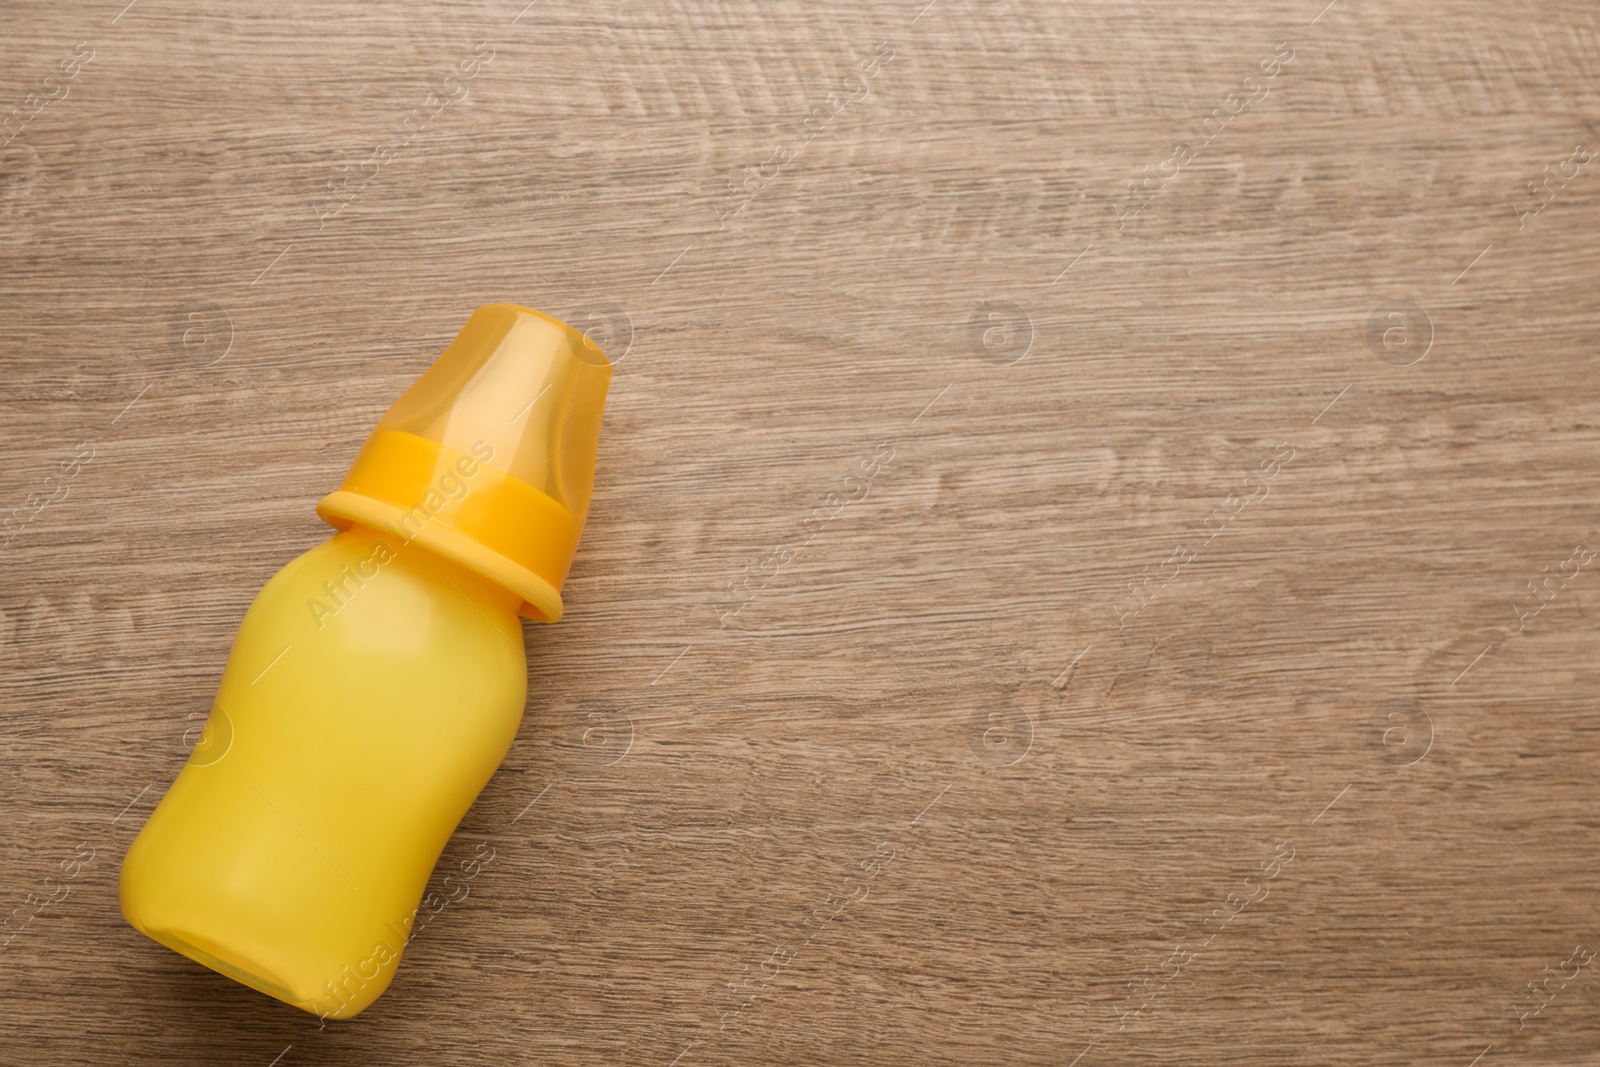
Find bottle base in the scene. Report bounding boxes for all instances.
[131,919,334,1018]
[137,921,308,1004]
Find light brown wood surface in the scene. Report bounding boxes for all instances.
[5,0,1600,1063]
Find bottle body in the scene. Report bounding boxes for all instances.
[119,525,527,1019]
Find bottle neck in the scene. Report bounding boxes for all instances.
[338,523,524,618]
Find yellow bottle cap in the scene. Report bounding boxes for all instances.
[316,304,612,622]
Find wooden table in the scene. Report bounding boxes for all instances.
[4,1,1600,1063]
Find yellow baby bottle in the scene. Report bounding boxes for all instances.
[119,304,612,1020]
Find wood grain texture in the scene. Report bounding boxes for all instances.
[5,0,1600,1063]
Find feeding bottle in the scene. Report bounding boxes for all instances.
[119,304,612,1019]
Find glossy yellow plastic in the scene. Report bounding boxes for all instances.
[119,305,612,1020]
